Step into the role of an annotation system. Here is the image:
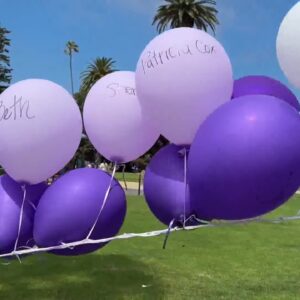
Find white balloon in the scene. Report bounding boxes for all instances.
[0,79,82,184]
[277,2,300,89]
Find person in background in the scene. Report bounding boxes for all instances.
[99,162,108,172]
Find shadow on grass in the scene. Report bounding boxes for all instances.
[0,253,165,300]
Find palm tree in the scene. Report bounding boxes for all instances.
[0,26,12,93]
[80,57,117,94]
[73,89,86,112]
[153,0,218,34]
[64,41,79,95]
[63,57,117,172]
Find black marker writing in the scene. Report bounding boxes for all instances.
[141,39,216,74]
[0,96,35,121]
[106,83,136,97]
[195,40,215,54]
[107,83,119,97]
[124,86,136,96]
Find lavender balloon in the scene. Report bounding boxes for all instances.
[0,175,46,254]
[83,71,159,163]
[136,27,233,145]
[34,168,126,256]
[189,95,300,221]
[0,79,82,184]
[233,75,300,110]
[144,144,192,226]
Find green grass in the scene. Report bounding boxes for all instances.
[1,195,300,299]
[115,172,141,183]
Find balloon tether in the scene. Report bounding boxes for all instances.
[1,213,300,258]
[183,147,187,227]
[86,162,117,239]
[162,219,175,249]
[13,184,27,263]
[178,147,189,228]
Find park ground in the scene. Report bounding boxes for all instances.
[115,172,141,183]
[1,194,300,299]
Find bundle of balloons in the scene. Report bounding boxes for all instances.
[1,3,300,258]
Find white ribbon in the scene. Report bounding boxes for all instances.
[1,214,300,259]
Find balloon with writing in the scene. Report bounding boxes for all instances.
[83,71,159,163]
[0,175,46,255]
[233,75,300,111]
[136,27,233,145]
[0,79,82,184]
[277,2,300,89]
[34,168,126,256]
[189,95,300,221]
[144,144,192,226]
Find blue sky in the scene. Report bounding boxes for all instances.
[1,0,300,96]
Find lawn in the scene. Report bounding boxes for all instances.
[1,195,300,300]
[115,172,141,183]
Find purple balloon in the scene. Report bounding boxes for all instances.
[144,144,192,226]
[34,168,126,256]
[26,181,48,208]
[233,75,300,111]
[0,175,46,254]
[189,95,300,220]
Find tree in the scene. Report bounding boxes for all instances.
[0,26,12,93]
[133,135,169,171]
[74,89,86,112]
[153,0,219,34]
[64,57,117,171]
[80,57,117,95]
[64,40,79,95]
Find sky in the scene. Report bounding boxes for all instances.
[0,0,300,97]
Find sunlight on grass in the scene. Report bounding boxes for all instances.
[115,172,141,183]
[0,195,300,299]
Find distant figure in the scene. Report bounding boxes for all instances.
[99,162,108,172]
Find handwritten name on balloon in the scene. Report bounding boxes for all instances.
[141,40,216,75]
[0,96,35,121]
[106,83,136,97]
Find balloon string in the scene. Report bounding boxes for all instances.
[13,185,27,262]
[86,162,117,239]
[28,201,37,211]
[122,164,127,190]
[183,147,187,227]
[162,218,175,249]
